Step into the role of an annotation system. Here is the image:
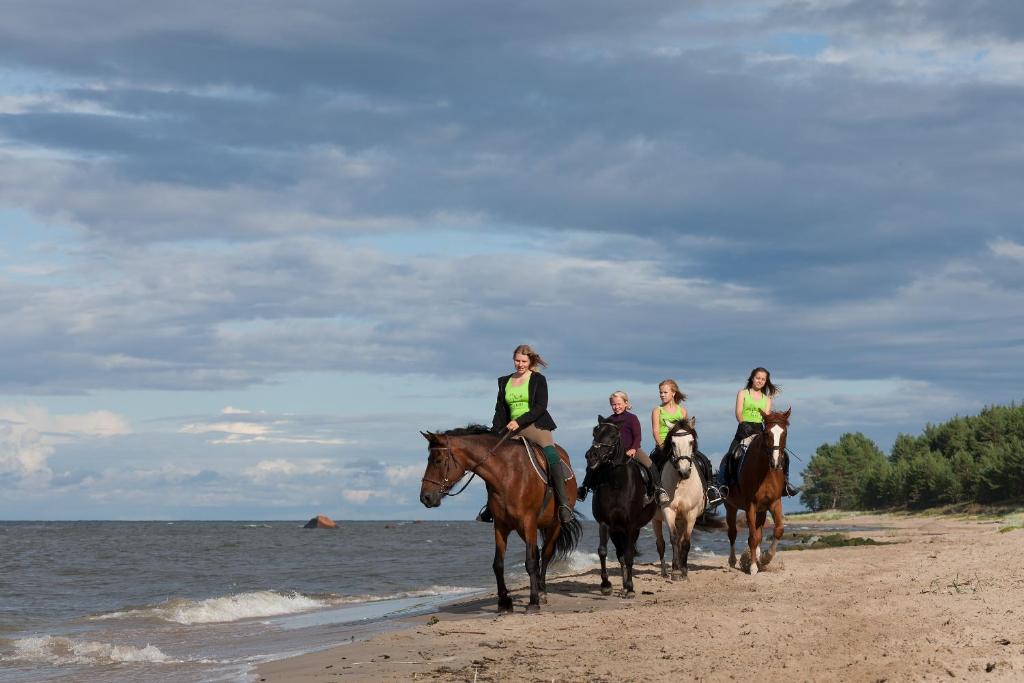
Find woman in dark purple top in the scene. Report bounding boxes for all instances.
[578,391,670,506]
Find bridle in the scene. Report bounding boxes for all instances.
[761,421,788,470]
[420,435,494,497]
[586,425,623,468]
[666,426,698,474]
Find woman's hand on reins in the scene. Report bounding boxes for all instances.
[506,420,520,432]
[626,449,636,457]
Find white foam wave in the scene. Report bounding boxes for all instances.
[96,590,327,625]
[10,635,174,666]
[95,586,482,625]
[550,550,600,574]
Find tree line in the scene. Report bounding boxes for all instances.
[800,402,1024,511]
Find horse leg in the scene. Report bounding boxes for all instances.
[598,522,612,595]
[523,523,542,613]
[762,499,785,567]
[493,523,513,613]
[743,504,764,575]
[653,516,668,578]
[726,505,738,569]
[538,523,561,604]
[662,507,682,580]
[680,511,697,580]
[622,528,639,598]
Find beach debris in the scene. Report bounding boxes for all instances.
[303,514,338,529]
[426,616,440,626]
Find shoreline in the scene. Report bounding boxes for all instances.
[257,512,1024,681]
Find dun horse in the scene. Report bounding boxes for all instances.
[419,426,582,612]
[584,416,658,597]
[722,408,791,575]
[652,418,708,580]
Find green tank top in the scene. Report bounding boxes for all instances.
[741,390,768,423]
[657,405,684,442]
[505,376,530,420]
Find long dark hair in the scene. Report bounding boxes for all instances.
[745,367,780,397]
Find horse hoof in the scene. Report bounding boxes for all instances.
[729,556,737,568]
[539,593,548,605]
[749,562,759,576]
[623,590,635,599]
[600,585,613,596]
[671,571,683,580]
[525,604,541,614]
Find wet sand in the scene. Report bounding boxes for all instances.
[257,513,1024,681]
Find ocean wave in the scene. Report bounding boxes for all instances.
[94,586,482,625]
[549,550,601,574]
[9,635,174,666]
[96,590,328,625]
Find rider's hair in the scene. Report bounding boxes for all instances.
[512,344,548,372]
[658,379,687,403]
[608,390,631,410]
[745,367,780,397]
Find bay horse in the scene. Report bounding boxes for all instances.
[652,417,708,580]
[419,426,582,613]
[584,416,658,598]
[722,408,791,575]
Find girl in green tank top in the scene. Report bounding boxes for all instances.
[651,379,688,450]
[504,378,530,420]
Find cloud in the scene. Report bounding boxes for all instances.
[0,405,131,483]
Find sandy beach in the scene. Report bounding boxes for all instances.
[257,513,1024,682]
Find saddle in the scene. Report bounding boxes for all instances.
[514,436,574,483]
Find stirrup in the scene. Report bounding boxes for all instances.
[476,505,493,523]
[656,488,671,506]
[706,485,727,507]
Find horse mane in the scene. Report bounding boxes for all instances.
[438,424,495,436]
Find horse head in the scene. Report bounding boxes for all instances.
[418,429,471,507]
[666,417,698,479]
[586,415,623,471]
[758,408,791,470]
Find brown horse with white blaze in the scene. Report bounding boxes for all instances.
[723,408,791,575]
[419,426,582,613]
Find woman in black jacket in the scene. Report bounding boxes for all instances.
[479,344,573,523]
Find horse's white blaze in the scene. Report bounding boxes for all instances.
[769,424,784,467]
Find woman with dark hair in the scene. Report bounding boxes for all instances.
[715,367,798,497]
[479,344,574,524]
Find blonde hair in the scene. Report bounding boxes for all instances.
[609,390,631,410]
[512,344,548,372]
[659,379,687,403]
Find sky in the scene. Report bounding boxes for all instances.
[0,0,1022,520]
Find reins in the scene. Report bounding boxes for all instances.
[421,430,512,497]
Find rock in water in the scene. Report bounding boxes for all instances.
[303,514,338,529]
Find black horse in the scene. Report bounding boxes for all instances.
[584,416,658,597]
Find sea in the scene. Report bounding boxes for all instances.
[0,519,772,682]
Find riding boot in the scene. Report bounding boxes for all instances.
[543,446,573,523]
[783,452,800,497]
[647,463,671,507]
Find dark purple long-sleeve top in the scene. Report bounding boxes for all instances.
[605,411,642,452]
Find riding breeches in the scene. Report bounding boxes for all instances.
[630,448,652,468]
[517,424,555,448]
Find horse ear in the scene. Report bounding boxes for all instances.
[597,415,606,423]
[784,407,792,418]
[420,431,433,441]
[688,416,696,428]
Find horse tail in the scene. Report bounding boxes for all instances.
[544,510,583,562]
